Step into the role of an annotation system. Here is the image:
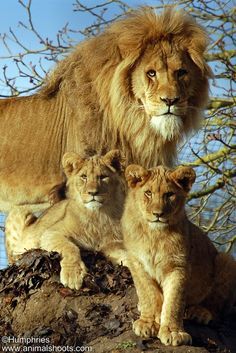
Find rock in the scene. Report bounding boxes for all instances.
[0,249,235,353]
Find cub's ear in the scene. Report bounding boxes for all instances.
[125,164,150,188]
[103,149,126,173]
[170,166,196,192]
[62,152,85,177]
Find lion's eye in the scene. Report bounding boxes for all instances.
[177,68,188,77]
[146,70,156,78]
[165,191,175,198]
[145,190,152,198]
[100,175,108,180]
[81,174,87,180]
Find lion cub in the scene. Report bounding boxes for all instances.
[122,164,236,346]
[5,150,126,290]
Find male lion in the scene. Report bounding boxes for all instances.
[122,164,236,346]
[5,150,126,290]
[0,7,212,211]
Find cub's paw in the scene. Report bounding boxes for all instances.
[60,260,87,290]
[133,318,159,338]
[158,325,192,346]
[185,306,213,325]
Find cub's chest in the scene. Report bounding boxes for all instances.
[135,244,165,281]
[133,235,187,285]
[79,211,121,245]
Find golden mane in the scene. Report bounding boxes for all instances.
[40,7,211,97]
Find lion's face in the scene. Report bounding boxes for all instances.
[62,150,124,211]
[125,164,196,229]
[131,41,206,141]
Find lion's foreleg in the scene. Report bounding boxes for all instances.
[40,230,87,290]
[5,206,38,263]
[158,270,192,346]
[128,258,162,338]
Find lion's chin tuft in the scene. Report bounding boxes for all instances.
[85,201,103,211]
[150,114,184,141]
[148,221,169,230]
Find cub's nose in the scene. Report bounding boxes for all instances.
[160,96,180,107]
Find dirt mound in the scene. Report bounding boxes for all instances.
[0,250,235,353]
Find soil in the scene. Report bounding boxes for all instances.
[0,250,235,353]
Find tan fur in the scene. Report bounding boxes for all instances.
[5,150,126,290]
[0,7,212,212]
[122,165,236,346]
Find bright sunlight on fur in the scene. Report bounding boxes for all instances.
[5,150,127,290]
[122,164,236,346]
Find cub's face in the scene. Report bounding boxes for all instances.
[74,159,118,210]
[125,165,196,229]
[62,150,124,211]
[131,42,209,141]
[135,173,186,229]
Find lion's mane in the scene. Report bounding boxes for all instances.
[40,7,211,167]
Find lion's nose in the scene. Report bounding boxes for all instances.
[88,190,98,196]
[152,211,164,218]
[160,96,180,106]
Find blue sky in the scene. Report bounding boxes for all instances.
[0,1,93,93]
[0,1,158,48]
[0,0,161,94]
[1,1,75,32]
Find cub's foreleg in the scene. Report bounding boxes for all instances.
[158,270,192,346]
[129,258,162,338]
[40,230,87,290]
[101,240,128,266]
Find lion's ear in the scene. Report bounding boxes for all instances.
[170,166,196,192]
[125,164,150,188]
[188,48,213,78]
[103,149,126,173]
[62,152,85,177]
[186,27,213,77]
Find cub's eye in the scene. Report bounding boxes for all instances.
[80,174,87,180]
[177,68,188,78]
[145,190,152,198]
[100,175,108,180]
[165,191,175,198]
[146,70,156,78]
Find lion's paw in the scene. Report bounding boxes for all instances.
[186,305,213,325]
[24,213,37,227]
[133,318,159,338]
[158,325,192,346]
[60,260,87,290]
